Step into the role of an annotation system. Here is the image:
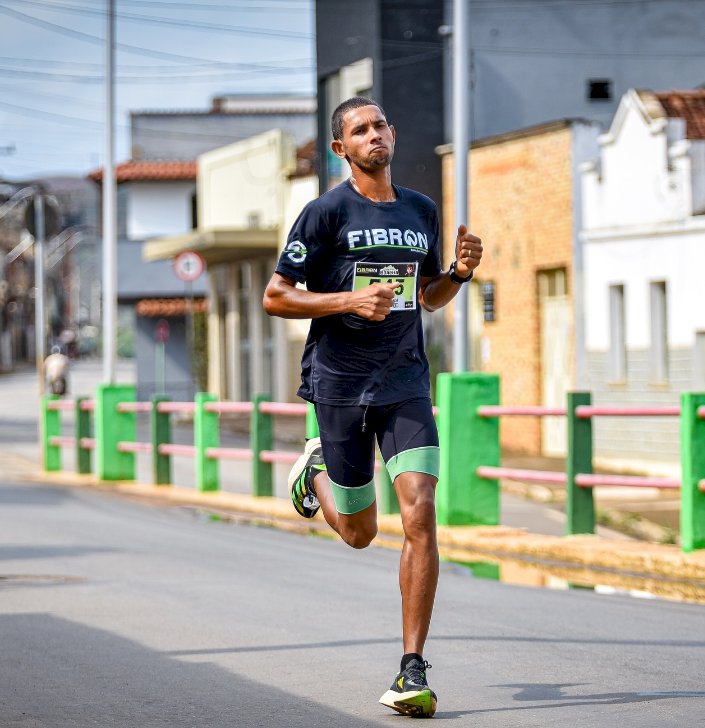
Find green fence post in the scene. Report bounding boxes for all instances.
[566,391,595,535]
[251,393,273,497]
[377,461,400,515]
[75,396,91,474]
[194,392,219,492]
[305,402,319,439]
[95,384,137,481]
[151,395,172,486]
[680,392,705,552]
[436,372,500,526]
[41,395,61,472]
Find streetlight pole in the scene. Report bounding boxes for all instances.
[452,0,471,372]
[102,0,117,383]
[34,193,46,395]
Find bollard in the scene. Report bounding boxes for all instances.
[41,395,61,472]
[195,392,219,492]
[251,393,273,497]
[566,391,595,535]
[680,392,705,552]
[151,395,172,486]
[75,396,91,474]
[378,455,400,515]
[95,384,136,481]
[306,402,319,439]
[436,372,500,526]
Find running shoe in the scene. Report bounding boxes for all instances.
[379,659,437,718]
[287,437,325,518]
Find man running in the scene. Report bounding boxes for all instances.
[263,96,482,718]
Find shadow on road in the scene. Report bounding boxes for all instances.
[0,613,390,727]
[435,682,705,719]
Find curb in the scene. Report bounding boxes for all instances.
[20,466,705,605]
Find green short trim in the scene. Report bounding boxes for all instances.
[329,477,376,515]
[386,446,440,483]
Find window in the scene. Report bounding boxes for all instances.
[649,281,669,383]
[608,284,626,381]
[588,79,612,102]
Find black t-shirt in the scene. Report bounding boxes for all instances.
[275,179,442,405]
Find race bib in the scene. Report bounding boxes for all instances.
[353,262,418,311]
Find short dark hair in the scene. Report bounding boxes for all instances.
[331,96,387,141]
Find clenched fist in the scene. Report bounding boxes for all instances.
[454,225,482,278]
[349,281,398,321]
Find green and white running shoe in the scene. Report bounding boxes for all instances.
[288,437,325,518]
[379,659,437,718]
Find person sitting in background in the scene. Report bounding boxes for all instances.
[44,346,69,396]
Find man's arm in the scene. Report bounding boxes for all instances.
[418,225,483,312]
[263,273,399,321]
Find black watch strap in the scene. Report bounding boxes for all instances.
[449,260,473,284]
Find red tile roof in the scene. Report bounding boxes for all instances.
[654,90,705,140]
[88,160,197,183]
[136,298,207,317]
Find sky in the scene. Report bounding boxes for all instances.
[0,0,315,181]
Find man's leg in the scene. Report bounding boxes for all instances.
[393,471,439,655]
[312,469,378,549]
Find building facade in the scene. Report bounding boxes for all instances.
[439,120,600,457]
[581,89,705,475]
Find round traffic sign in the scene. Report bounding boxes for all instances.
[173,251,205,282]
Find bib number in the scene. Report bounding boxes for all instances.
[353,262,418,311]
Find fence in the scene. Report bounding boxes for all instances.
[40,374,705,552]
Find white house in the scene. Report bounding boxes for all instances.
[581,89,705,475]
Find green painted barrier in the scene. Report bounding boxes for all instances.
[75,396,91,474]
[566,391,595,536]
[251,393,273,497]
[151,395,172,486]
[680,392,705,552]
[41,395,61,472]
[95,384,136,481]
[436,372,500,526]
[305,402,319,439]
[194,392,219,492]
[377,457,399,516]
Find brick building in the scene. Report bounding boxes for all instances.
[438,120,599,457]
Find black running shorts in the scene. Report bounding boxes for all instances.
[314,397,440,515]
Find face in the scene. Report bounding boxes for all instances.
[332,105,395,171]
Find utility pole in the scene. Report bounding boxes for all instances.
[452,0,471,372]
[34,193,46,395]
[102,0,117,383]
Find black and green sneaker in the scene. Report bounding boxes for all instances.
[379,659,437,718]
[287,437,325,518]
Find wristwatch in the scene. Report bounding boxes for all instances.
[449,260,473,284]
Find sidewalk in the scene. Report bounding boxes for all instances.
[4,360,704,604]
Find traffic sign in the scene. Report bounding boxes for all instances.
[155,319,170,343]
[173,251,205,282]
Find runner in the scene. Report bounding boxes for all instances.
[263,96,483,718]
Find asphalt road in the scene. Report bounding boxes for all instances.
[2,476,705,727]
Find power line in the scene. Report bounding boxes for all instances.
[0,54,313,73]
[0,0,312,40]
[0,5,307,66]
[0,64,314,84]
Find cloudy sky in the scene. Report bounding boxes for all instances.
[0,0,315,181]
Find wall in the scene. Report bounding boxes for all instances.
[442,123,583,455]
[131,112,315,161]
[126,181,195,240]
[199,130,295,232]
[581,93,705,474]
[468,0,705,140]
